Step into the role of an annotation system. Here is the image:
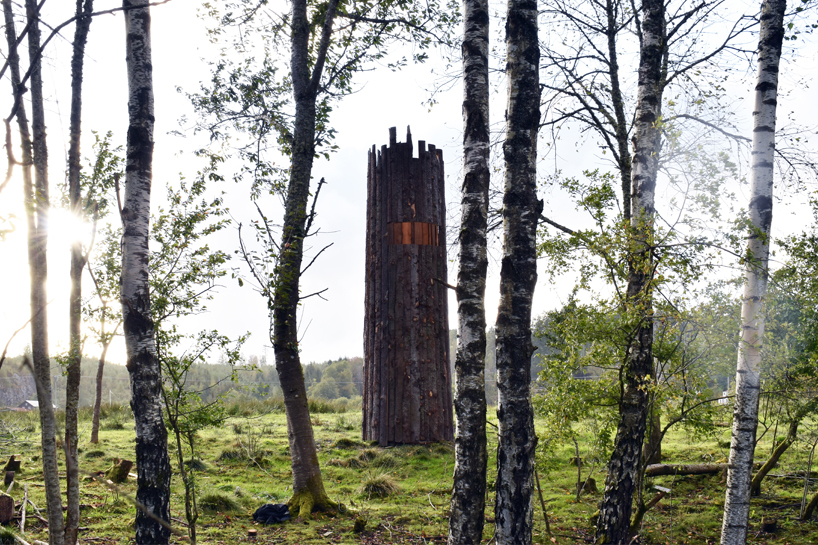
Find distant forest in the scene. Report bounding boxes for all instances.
[0,320,568,409]
[0,354,364,409]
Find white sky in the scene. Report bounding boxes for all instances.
[0,1,816,369]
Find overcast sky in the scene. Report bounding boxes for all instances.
[0,0,816,369]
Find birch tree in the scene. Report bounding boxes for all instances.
[448,0,489,542]
[720,1,786,542]
[2,1,66,542]
[594,0,665,542]
[494,0,540,543]
[120,1,172,542]
[64,2,94,543]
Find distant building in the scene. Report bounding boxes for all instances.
[17,400,57,411]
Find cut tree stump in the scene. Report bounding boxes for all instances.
[0,494,14,524]
[105,459,133,483]
[761,517,777,532]
[3,456,21,474]
[577,477,597,494]
[4,471,13,487]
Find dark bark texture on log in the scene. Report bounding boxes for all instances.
[364,127,453,445]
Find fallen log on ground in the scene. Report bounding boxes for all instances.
[646,462,761,477]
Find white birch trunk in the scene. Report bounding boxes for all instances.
[494,1,540,543]
[595,0,664,542]
[121,1,172,542]
[448,0,490,542]
[720,1,786,542]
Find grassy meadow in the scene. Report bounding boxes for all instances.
[1,399,817,544]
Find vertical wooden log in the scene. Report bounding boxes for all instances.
[363,127,453,444]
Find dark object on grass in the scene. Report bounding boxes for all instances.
[577,477,597,494]
[3,472,13,487]
[253,503,290,524]
[761,517,777,533]
[353,516,366,533]
[2,456,20,474]
[0,494,13,524]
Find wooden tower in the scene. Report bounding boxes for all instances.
[363,126,453,445]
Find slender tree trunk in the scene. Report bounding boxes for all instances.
[64,2,94,543]
[121,2,171,542]
[720,2,785,543]
[273,0,339,519]
[804,488,818,520]
[448,0,490,542]
[644,397,662,465]
[751,417,797,496]
[595,0,664,543]
[5,1,67,542]
[603,0,631,221]
[90,324,115,444]
[494,1,540,543]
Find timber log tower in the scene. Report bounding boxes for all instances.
[363,126,454,445]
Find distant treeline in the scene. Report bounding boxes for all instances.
[0,355,365,408]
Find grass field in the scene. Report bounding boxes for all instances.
[1,400,817,544]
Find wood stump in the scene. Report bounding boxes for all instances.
[0,494,13,524]
[2,456,20,474]
[761,517,777,533]
[577,477,597,494]
[105,458,133,483]
[3,471,13,487]
[363,127,453,445]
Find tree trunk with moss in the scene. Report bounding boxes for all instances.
[594,0,664,542]
[273,0,340,519]
[494,1,540,543]
[720,1,785,543]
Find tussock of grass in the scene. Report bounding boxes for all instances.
[371,452,397,468]
[84,450,106,459]
[328,456,366,469]
[184,458,208,471]
[217,448,246,462]
[331,414,358,431]
[406,445,432,460]
[359,473,400,498]
[357,448,380,462]
[0,527,17,545]
[199,492,242,514]
[332,437,362,450]
[430,442,454,455]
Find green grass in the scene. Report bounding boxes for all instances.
[2,403,818,544]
